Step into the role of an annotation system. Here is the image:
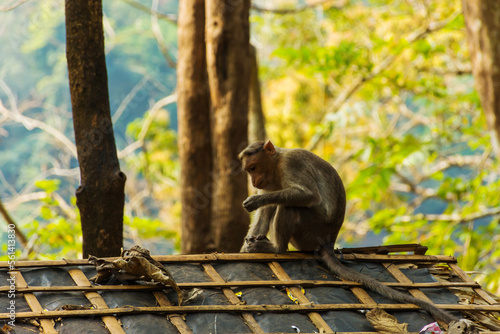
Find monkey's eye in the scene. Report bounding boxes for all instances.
[249,166,256,172]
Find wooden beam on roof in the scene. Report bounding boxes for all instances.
[152,291,193,334]
[10,271,58,334]
[2,303,500,321]
[0,280,482,294]
[68,269,127,334]
[0,252,458,268]
[268,261,334,333]
[203,263,265,334]
[449,263,499,305]
[383,263,448,328]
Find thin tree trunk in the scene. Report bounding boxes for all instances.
[249,45,267,143]
[0,197,28,247]
[462,0,500,158]
[206,0,251,252]
[65,0,126,258]
[178,0,213,254]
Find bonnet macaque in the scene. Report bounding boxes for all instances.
[239,140,455,324]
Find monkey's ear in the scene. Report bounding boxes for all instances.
[263,140,276,155]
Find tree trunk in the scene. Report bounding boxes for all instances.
[462,0,500,158]
[249,45,267,143]
[65,0,126,258]
[177,0,213,254]
[206,0,251,252]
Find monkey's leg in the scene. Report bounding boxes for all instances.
[241,206,276,252]
[245,205,299,253]
[244,234,275,253]
[248,206,276,236]
[271,205,300,253]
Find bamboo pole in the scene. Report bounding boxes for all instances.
[0,280,482,294]
[152,291,193,334]
[68,269,126,334]
[383,263,448,328]
[268,261,334,333]
[2,303,500,321]
[10,271,57,333]
[0,252,458,268]
[203,263,265,334]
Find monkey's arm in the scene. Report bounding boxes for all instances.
[243,185,320,212]
[247,206,275,234]
[241,206,276,252]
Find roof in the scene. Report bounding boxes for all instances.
[1,244,500,334]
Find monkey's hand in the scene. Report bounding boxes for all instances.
[242,195,262,212]
[244,234,275,253]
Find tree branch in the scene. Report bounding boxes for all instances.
[251,0,347,14]
[418,154,493,183]
[0,99,77,158]
[151,0,176,67]
[390,182,456,202]
[393,154,492,188]
[118,93,177,158]
[391,153,491,209]
[0,169,18,197]
[119,0,177,24]
[0,197,28,247]
[398,207,500,224]
[0,0,29,11]
[112,76,149,123]
[0,80,77,157]
[308,9,462,150]
[3,192,46,209]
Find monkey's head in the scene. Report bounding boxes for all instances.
[239,140,278,190]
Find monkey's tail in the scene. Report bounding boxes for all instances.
[319,248,456,324]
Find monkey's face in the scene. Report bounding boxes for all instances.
[242,153,274,190]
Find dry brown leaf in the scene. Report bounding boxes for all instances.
[89,245,184,305]
[366,308,409,334]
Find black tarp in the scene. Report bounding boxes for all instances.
[0,259,460,333]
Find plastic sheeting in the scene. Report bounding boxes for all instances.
[0,259,460,333]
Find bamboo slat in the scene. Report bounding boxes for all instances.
[383,263,434,303]
[0,280,481,293]
[2,249,499,333]
[324,261,378,306]
[68,269,126,334]
[10,270,58,334]
[449,263,499,305]
[383,263,448,328]
[339,244,428,255]
[317,259,379,333]
[2,303,500,321]
[268,261,334,333]
[202,263,265,334]
[152,291,193,334]
[0,252,457,268]
[343,278,377,305]
[344,253,455,263]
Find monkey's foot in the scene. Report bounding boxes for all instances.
[244,234,275,253]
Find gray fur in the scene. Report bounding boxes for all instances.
[239,140,456,324]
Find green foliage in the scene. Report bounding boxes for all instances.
[253,0,500,293]
[0,0,179,260]
[34,179,61,194]
[126,216,180,252]
[22,179,82,259]
[126,109,179,183]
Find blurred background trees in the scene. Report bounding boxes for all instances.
[177,0,212,254]
[0,0,499,294]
